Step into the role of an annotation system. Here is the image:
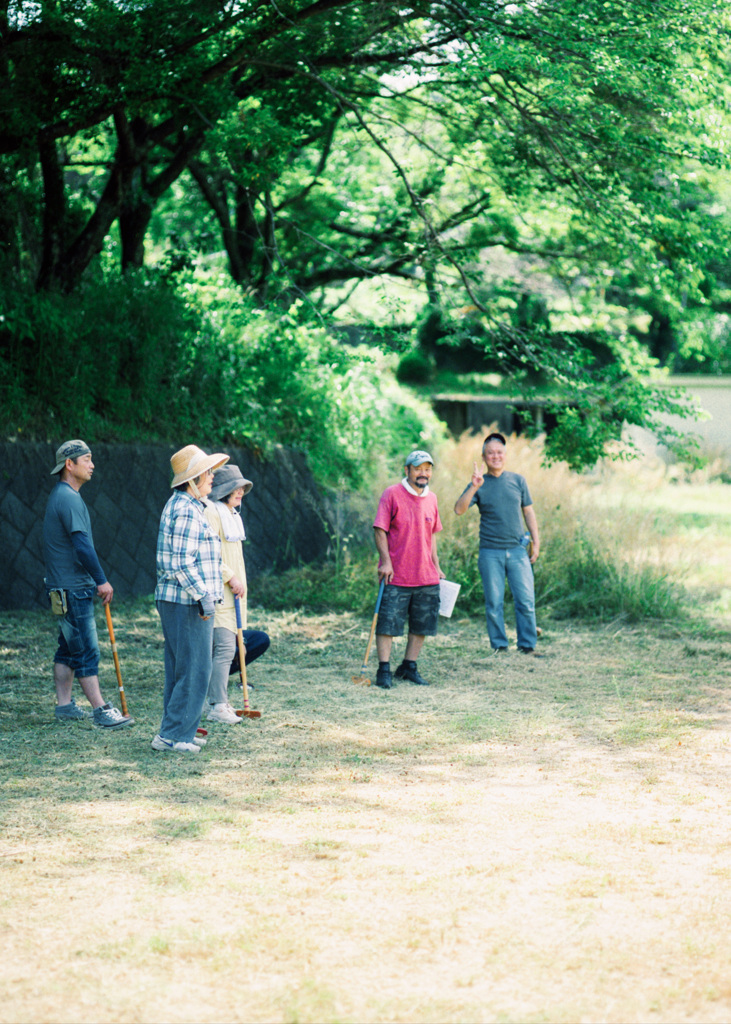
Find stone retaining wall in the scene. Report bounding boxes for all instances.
[0,442,332,611]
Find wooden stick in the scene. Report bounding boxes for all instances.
[352,579,385,685]
[104,604,129,716]
[234,595,261,719]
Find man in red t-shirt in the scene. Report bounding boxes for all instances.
[372,450,445,689]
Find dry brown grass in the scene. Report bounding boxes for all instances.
[2,599,731,1024]
[436,431,730,621]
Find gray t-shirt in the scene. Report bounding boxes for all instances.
[43,482,95,589]
[464,471,532,549]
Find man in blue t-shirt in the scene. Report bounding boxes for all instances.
[43,440,133,728]
[454,432,542,656]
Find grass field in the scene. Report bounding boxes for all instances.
[2,464,731,1024]
[1,592,731,1023]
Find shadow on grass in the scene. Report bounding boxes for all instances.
[2,602,731,818]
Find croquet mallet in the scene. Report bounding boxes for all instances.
[233,594,261,719]
[104,603,129,716]
[352,578,385,686]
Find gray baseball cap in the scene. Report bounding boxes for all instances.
[405,449,434,467]
[51,439,91,475]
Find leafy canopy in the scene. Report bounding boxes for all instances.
[1,0,730,470]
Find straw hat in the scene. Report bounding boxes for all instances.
[170,445,229,488]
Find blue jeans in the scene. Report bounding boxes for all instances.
[478,547,537,650]
[157,601,214,743]
[52,586,100,677]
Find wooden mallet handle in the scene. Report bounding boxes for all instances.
[104,604,129,716]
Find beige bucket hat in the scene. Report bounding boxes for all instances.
[170,445,230,488]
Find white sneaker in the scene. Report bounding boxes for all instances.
[151,734,200,753]
[206,702,241,724]
[192,733,207,746]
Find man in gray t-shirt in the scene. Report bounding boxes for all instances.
[454,432,542,656]
[43,440,133,728]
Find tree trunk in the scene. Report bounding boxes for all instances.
[231,183,258,284]
[189,159,260,286]
[36,109,136,292]
[120,132,204,271]
[119,193,153,270]
[36,136,67,291]
[52,156,131,291]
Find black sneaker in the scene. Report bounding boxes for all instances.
[395,661,430,686]
[518,647,545,658]
[375,665,393,689]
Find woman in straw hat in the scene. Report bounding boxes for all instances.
[203,465,270,724]
[152,444,229,754]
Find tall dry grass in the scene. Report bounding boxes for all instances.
[437,429,686,622]
[255,429,687,622]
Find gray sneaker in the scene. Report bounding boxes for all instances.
[55,700,92,721]
[93,703,134,729]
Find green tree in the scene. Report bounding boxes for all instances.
[2,0,730,469]
[2,0,725,294]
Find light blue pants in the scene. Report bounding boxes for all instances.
[207,627,271,705]
[156,601,214,743]
[478,546,537,650]
[207,627,237,706]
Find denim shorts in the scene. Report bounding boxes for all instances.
[376,584,440,637]
[52,586,100,678]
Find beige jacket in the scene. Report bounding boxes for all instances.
[203,501,247,633]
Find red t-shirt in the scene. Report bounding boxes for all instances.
[373,483,443,586]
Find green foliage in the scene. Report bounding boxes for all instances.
[0,270,196,439]
[536,538,683,623]
[0,269,444,489]
[2,0,731,472]
[170,271,445,486]
[396,349,436,385]
[255,550,379,615]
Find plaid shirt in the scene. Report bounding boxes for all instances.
[155,491,223,605]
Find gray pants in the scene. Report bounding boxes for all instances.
[207,627,237,706]
[157,600,214,743]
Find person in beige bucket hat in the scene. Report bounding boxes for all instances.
[169,444,230,494]
[152,445,229,754]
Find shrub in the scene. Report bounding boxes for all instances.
[0,269,200,440]
[0,268,445,489]
[396,348,436,385]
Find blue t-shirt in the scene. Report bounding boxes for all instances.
[465,471,532,549]
[43,482,96,589]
